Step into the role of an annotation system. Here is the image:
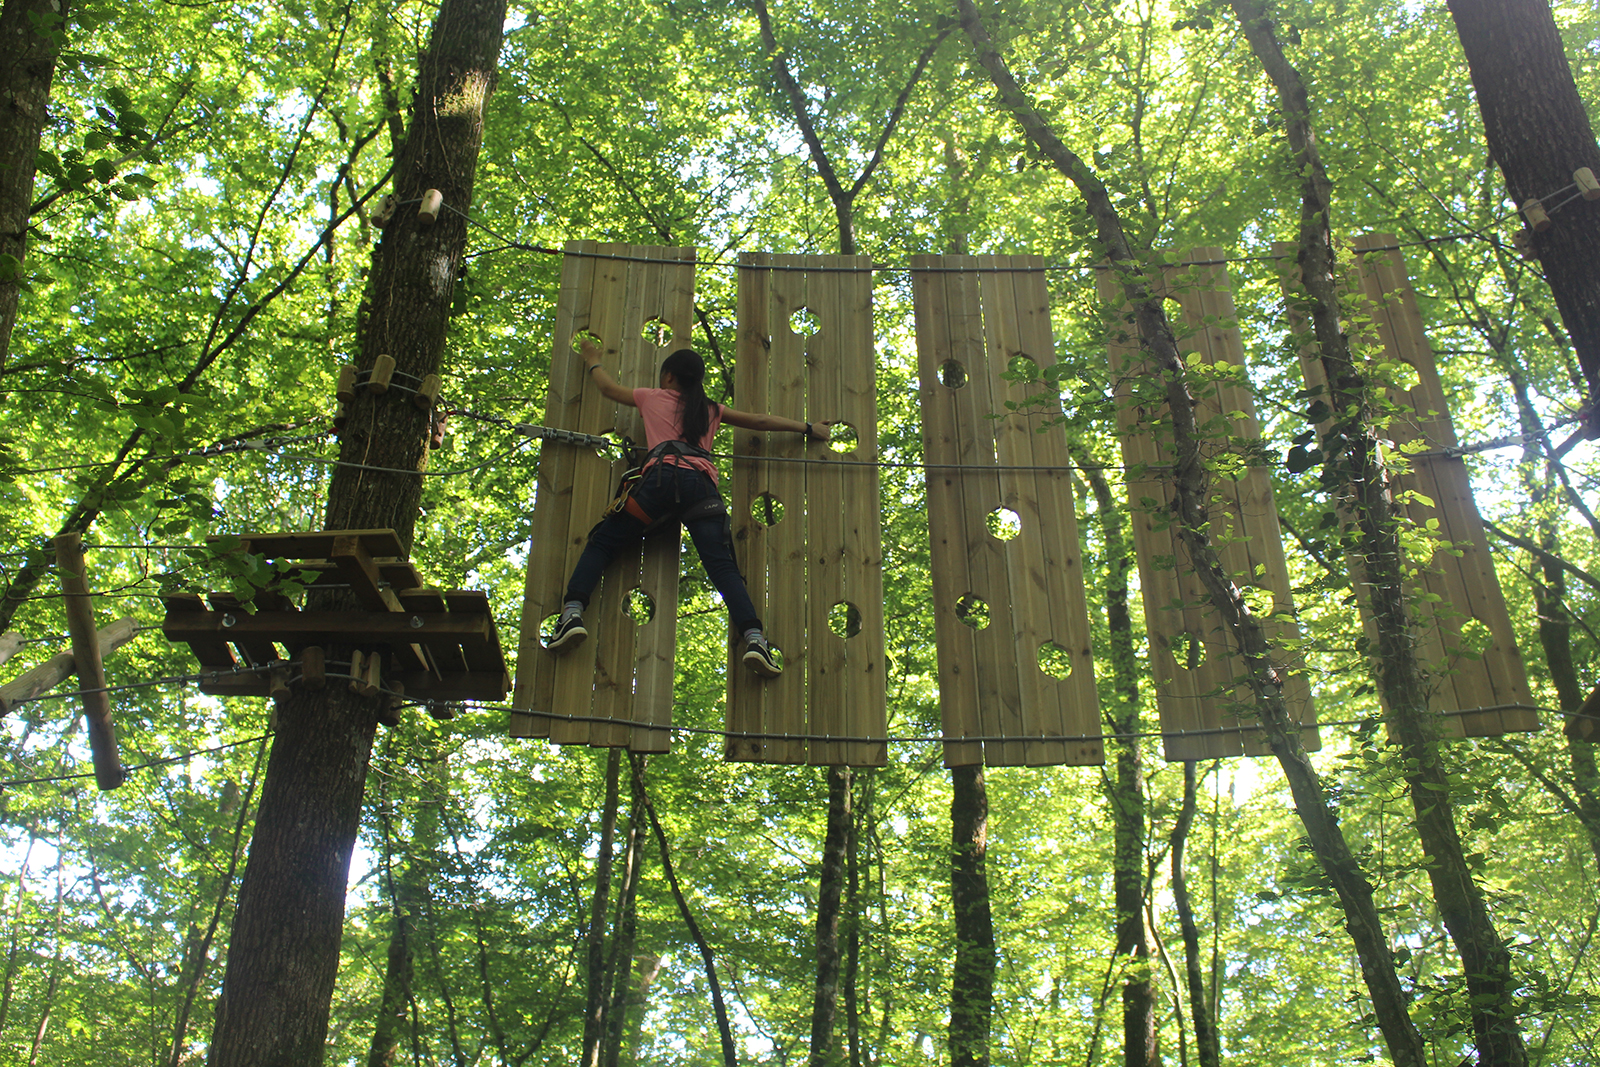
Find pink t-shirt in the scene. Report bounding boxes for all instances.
[634,388,721,483]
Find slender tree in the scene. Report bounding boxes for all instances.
[206,1,507,1062]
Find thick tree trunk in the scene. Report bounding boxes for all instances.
[1230,5,1528,1063]
[957,3,1427,1063]
[0,0,66,370]
[1080,462,1157,1067]
[602,760,648,1067]
[811,765,852,1067]
[205,2,506,1064]
[1171,762,1219,1067]
[948,764,994,1067]
[1447,0,1600,434]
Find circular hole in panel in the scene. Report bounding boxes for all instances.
[939,359,968,389]
[1453,618,1492,660]
[539,612,563,644]
[986,507,1021,541]
[954,594,990,630]
[1171,631,1206,671]
[570,329,601,354]
[623,589,655,625]
[827,421,859,454]
[640,317,672,348]
[1038,641,1073,680]
[828,601,863,639]
[1007,353,1039,381]
[790,306,820,337]
[1385,358,1421,393]
[752,492,785,527]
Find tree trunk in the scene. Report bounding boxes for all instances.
[602,758,648,1067]
[957,3,1428,1063]
[948,764,994,1067]
[205,2,506,1063]
[1447,0,1600,435]
[1079,461,1157,1067]
[582,749,624,1067]
[1171,762,1219,1067]
[1230,4,1528,1063]
[811,765,852,1067]
[0,0,67,370]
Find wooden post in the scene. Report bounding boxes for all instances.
[368,354,396,394]
[52,534,124,790]
[0,618,137,717]
[417,188,444,225]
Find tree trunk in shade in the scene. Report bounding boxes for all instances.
[205,1,506,1063]
[948,764,994,1067]
[0,0,68,370]
[1448,0,1600,435]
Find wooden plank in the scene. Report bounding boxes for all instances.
[837,254,885,767]
[206,594,283,666]
[804,255,847,767]
[911,256,984,767]
[398,588,449,613]
[163,593,238,669]
[162,611,489,644]
[227,529,405,559]
[53,534,123,790]
[726,252,774,761]
[0,618,138,717]
[329,535,391,612]
[375,559,425,591]
[512,240,597,737]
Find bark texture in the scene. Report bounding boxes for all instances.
[811,765,852,1067]
[957,2,1427,1062]
[1231,4,1527,1062]
[948,764,994,1067]
[582,750,624,1067]
[0,0,66,370]
[1448,0,1600,434]
[1171,762,1218,1067]
[206,2,506,1063]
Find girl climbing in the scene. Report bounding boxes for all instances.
[546,337,829,677]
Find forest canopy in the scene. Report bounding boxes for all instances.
[0,0,1597,1065]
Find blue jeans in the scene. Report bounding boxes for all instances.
[563,464,761,634]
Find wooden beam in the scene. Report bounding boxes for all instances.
[223,529,406,559]
[52,535,124,790]
[163,610,489,645]
[0,618,138,717]
[0,632,23,668]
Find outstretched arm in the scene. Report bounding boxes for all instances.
[721,406,831,441]
[578,337,637,406]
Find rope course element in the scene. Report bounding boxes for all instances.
[0,732,272,790]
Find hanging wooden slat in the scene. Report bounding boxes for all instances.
[726,253,886,767]
[1100,252,1318,761]
[53,534,125,790]
[1278,235,1536,738]
[511,242,695,751]
[912,255,1102,768]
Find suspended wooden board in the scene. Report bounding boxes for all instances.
[1100,251,1319,761]
[909,255,1102,768]
[725,253,886,767]
[1277,235,1536,738]
[512,242,695,753]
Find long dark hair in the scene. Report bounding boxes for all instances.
[660,348,717,445]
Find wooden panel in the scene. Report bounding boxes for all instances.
[914,256,1102,767]
[1280,236,1535,738]
[1100,253,1318,761]
[511,242,695,750]
[726,254,885,767]
[227,529,404,559]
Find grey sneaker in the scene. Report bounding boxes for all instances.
[546,613,587,655]
[742,634,782,678]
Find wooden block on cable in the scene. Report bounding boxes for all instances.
[1101,251,1318,762]
[725,253,886,767]
[912,255,1102,768]
[510,242,695,752]
[1277,236,1536,739]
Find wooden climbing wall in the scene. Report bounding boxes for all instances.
[1279,234,1536,737]
[1101,251,1319,761]
[511,241,696,753]
[910,255,1102,768]
[725,253,886,767]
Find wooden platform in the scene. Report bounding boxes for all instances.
[162,528,509,710]
[1279,235,1537,738]
[911,254,1102,768]
[1101,251,1319,761]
